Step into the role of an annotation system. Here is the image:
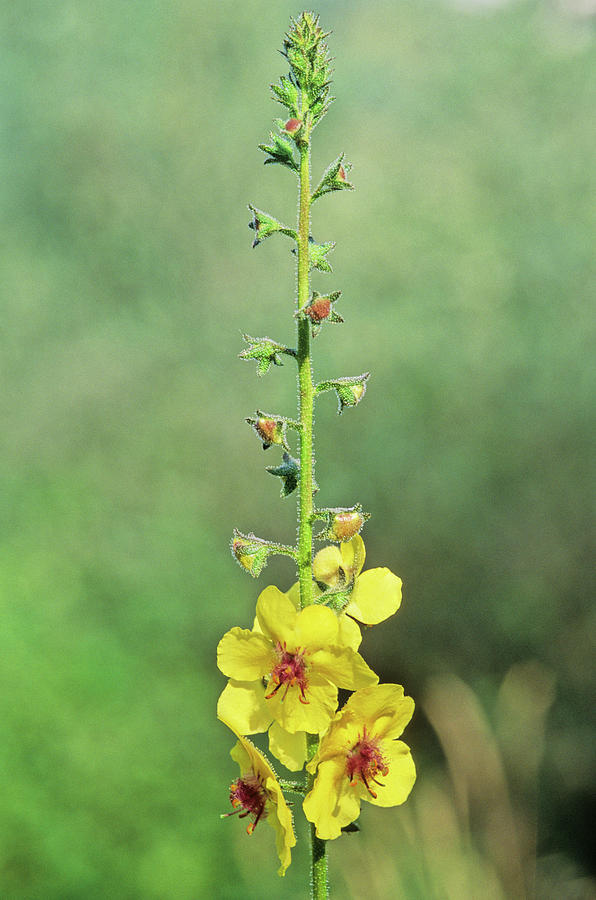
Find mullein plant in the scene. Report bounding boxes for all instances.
[217,13,416,896]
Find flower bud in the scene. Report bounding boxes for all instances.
[299,290,343,337]
[284,117,302,135]
[305,296,331,323]
[325,507,370,542]
[247,205,297,248]
[230,530,270,577]
[336,379,367,413]
[246,413,289,450]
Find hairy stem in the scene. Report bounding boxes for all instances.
[297,139,314,610]
[297,138,328,897]
[307,733,328,899]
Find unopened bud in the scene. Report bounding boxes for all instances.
[299,290,342,336]
[284,117,302,136]
[335,375,369,413]
[325,507,370,542]
[305,296,331,323]
[246,413,289,450]
[231,530,270,577]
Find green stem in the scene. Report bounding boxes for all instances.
[297,135,328,897]
[307,733,328,899]
[297,140,314,611]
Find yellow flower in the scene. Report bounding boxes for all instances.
[303,684,416,840]
[220,718,296,876]
[313,534,402,626]
[217,585,378,739]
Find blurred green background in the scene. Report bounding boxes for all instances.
[2,0,595,897]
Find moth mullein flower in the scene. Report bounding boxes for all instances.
[217,585,378,739]
[220,718,296,876]
[303,684,416,840]
[313,534,402,626]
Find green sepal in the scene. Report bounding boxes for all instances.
[314,587,352,613]
[341,822,361,834]
[315,373,370,413]
[245,411,291,451]
[258,133,298,173]
[266,452,300,498]
[294,239,335,273]
[239,333,296,376]
[311,154,355,204]
[270,75,300,117]
[248,205,298,248]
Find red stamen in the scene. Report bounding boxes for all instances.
[226,774,269,834]
[265,642,310,704]
[345,726,388,798]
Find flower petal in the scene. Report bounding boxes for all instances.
[346,567,402,625]
[303,758,362,840]
[268,722,307,771]
[312,545,344,588]
[337,613,362,650]
[286,581,300,609]
[265,776,297,876]
[256,585,297,646]
[217,627,275,679]
[344,684,415,741]
[339,534,365,578]
[306,712,359,772]
[294,604,339,649]
[310,646,378,691]
[217,680,273,734]
[364,739,416,808]
[266,679,338,734]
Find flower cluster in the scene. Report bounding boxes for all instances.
[217,11,416,884]
[218,537,416,872]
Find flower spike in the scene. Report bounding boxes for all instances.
[220,13,416,891]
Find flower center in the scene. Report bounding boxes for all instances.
[265,642,310,704]
[345,727,388,799]
[226,773,268,834]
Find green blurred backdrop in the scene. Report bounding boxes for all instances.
[2,1,595,897]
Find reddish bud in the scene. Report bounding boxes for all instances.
[328,510,365,542]
[246,413,288,450]
[256,417,281,446]
[338,165,346,181]
[305,297,331,324]
[284,118,302,134]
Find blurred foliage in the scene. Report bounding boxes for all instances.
[1,0,595,897]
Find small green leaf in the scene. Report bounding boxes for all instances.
[270,75,299,117]
[258,133,298,173]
